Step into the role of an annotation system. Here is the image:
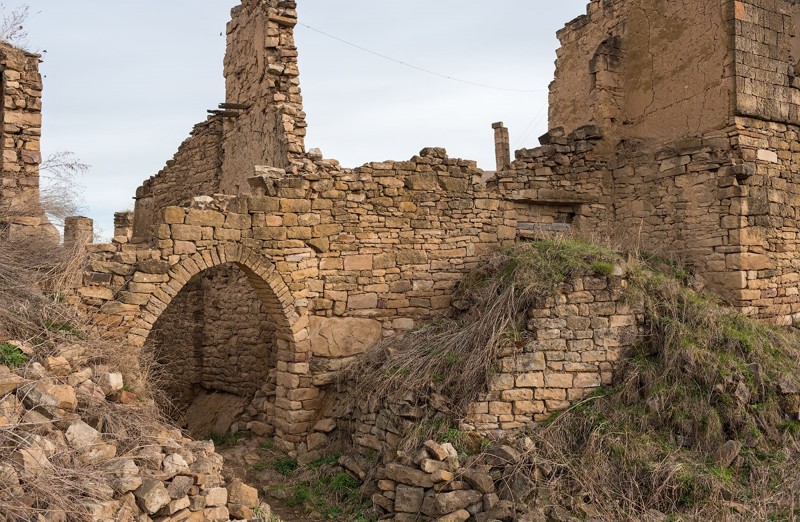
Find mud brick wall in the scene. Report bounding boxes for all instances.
[550,0,734,148]
[734,0,800,124]
[334,271,642,459]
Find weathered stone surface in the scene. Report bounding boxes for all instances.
[65,420,101,449]
[227,478,258,508]
[422,490,482,516]
[385,463,435,488]
[394,484,425,513]
[134,478,171,514]
[713,440,742,468]
[21,381,78,411]
[204,487,228,507]
[309,316,382,357]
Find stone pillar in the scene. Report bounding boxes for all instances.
[63,216,93,247]
[114,211,135,242]
[0,42,54,241]
[492,122,511,172]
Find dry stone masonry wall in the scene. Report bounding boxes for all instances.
[56,0,800,452]
[335,270,642,461]
[0,43,56,241]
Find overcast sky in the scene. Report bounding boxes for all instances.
[15,1,587,238]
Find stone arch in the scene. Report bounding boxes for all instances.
[121,242,313,451]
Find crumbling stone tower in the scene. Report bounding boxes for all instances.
[0,42,56,241]
[541,0,800,324]
[131,0,307,241]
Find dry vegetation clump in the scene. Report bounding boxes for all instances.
[511,259,800,521]
[343,238,800,520]
[342,238,620,419]
[0,236,169,521]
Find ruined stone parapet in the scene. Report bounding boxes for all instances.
[63,216,94,247]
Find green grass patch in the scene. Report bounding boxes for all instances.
[206,431,248,448]
[308,452,341,470]
[272,458,298,475]
[0,342,27,368]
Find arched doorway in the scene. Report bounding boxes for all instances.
[145,262,277,438]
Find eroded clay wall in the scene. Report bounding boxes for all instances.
[734,0,800,124]
[550,0,734,148]
[220,0,306,193]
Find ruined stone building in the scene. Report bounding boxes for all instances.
[5,0,800,453]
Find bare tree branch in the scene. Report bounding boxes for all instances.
[0,3,30,48]
[40,151,90,225]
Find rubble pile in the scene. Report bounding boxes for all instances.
[0,340,268,522]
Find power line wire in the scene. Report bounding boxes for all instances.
[298,22,544,94]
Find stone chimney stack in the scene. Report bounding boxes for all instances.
[492,122,511,171]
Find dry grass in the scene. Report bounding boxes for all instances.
[501,265,800,520]
[343,237,800,520]
[0,234,170,521]
[342,238,619,419]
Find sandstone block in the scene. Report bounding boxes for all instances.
[227,478,259,508]
[422,490,482,516]
[347,293,378,310]
[134,478,171,515]
[309,316,382,357]
[385,463,435,488]
[394,484,425,513]
[204,487,228,507]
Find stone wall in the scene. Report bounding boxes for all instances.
[734,0,800,124]
[132,0,306,240]
[722,116,800,323]
[0,42,55,241]
[133,118,223,241]
[550,0,734,148]
[334,270,642,459]
[145,263,277,430]
[220,0,306,194]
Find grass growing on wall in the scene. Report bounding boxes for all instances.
[342,236,800,520]
[511,264,800,520]
[341,237,621,419]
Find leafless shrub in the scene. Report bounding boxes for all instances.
[0,3,30,48]
[40,151,90,227]
[0,214,171,520]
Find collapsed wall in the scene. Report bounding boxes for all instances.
[335,268,641,458]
